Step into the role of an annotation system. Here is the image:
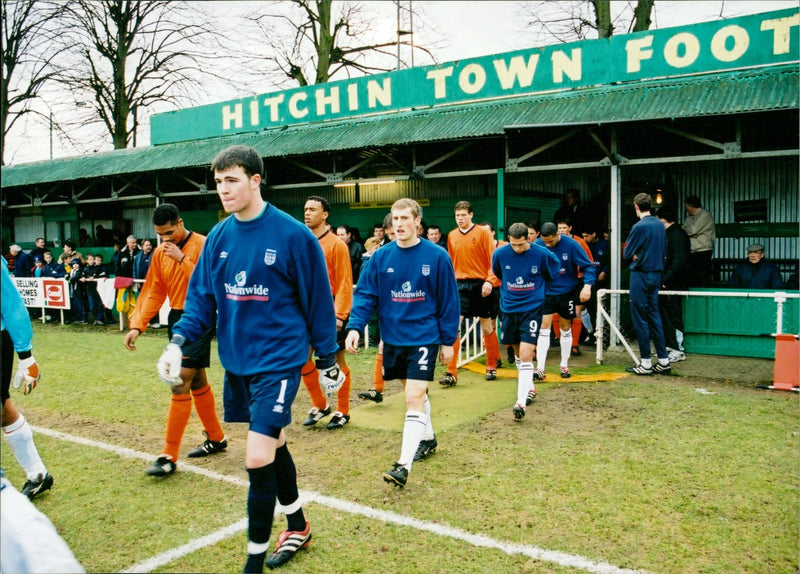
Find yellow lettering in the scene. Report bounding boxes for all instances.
[347,83,359,111]
[262,95,285,122]
[367,78,392,108]
[552,48,581,83]
[221,103,243,130]
[459,63,486,95]
[625,36,654,72]
[493,55,539,89]
[761,14,800,55]
[315,86,340,116]
[711,25,749,62]
[427,67,454,99]
[664,32,700,68]
[289,93,308,118]
[248,100,259,126]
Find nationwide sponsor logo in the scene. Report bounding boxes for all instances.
[508,277,535,291]
[390,283,427,303]
[224,281,270,301]
[264,249,276,265]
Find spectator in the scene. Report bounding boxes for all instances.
[1,256,52,501]
[657,206,691,362]
[372,222,388,246]
[115,235,140,278]
[56,240,83,271]
[526,220,540,242]
[336,225,365,283]
[68,258,88,324]
[114,235,140,324]
[9,246,32,278]
[425,224,447,248]
[78,228,97,247]
[3,246,15,272]
[728,244,784,289]
[29,238,47,261]
[623,193,671,376]
[41,251,65,278]
[362,237,381,261]
[134,239,153,281]
[682,195,716,287]
[383,212,395,241]
[32,256,45,278]
[95,224,113,246]
[86,253,109,325]
[554,189,587,236]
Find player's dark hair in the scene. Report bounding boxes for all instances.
[526,220,540,233]
[211,145,264,179]
[540,222,558,237]
[633,193,652,212]
[685,195,702,208]
[153,203,181,226]
[656,205,677,223]
[306,195,330,214]
[507,222,529,239]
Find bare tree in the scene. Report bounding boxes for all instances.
[521,1,656,43]
[248,0,436,87]
[59,0,225,150]
[1,0,69,165]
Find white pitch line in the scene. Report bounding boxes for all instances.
[32,425,654,574]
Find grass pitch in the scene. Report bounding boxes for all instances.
[2,322,797,573]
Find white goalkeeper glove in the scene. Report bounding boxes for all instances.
[157,342,184,385]
[13,356,40,395]
[316,355,345,398]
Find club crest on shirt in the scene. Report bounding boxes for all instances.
[422,264,430,276]
[562,253,568,260]
[235,271,247,286]
[531,265,538,274]
[264,249,276,266]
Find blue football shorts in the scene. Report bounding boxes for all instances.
[382,343,440,382]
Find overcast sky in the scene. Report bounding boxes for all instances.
[4,0,796,165]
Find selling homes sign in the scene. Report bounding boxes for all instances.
[150,8,798,145]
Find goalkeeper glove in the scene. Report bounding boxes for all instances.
[315,355,345,397]
[13,356,40,395]
[157,343,184,385]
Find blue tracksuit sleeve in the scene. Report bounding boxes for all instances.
[348,261,379,334]
[436,254,460,346]
[296,237,339,359]
[573,243,597,286]
[1,258,34,353]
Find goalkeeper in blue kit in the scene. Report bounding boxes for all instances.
[346,198,459,488]
[157,146,341,572]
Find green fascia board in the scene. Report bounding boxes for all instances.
[716,222,800,238]
[2,65,797,189]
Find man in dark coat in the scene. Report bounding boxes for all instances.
[657,206,691,362]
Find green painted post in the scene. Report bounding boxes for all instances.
[497,168,505,240]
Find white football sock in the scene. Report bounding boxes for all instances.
[517,362,534,407]
[3,415,47,480]
[536,329,551,371]
[559,329,573,367]
[398,410,427,469]
[581,308,593,333]
[422,395,435,441]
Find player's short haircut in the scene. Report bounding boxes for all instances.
[373,222,383,230]
[392,197,421,219]
[211,145,264,179]
[526,220,540,233]
[382,213,393,229]
[427,224,441,233]
[656,205,677,223]
[507,222,529,239]
[454,200,472,213]
[479,221,495,232]
[540,222,558,237]
[306,195,330,214]
[556,216,572,227]
[685,194,702,208]
[153,203,181,226]
[633,193,652,212]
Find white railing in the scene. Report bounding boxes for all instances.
[594,288,800,364]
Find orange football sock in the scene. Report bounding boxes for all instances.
[301,357,328,410]
[164,394,192,461]
[336,366,351,417]
[571,319,582,348]
[447,338,460,377]
[484,331,500,369]
[191,384,224,442]
[372,353,384,393]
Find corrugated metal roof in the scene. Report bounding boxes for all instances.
[2,65,796,188]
